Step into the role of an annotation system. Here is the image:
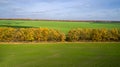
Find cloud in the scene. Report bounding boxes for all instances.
[0,0,120,20]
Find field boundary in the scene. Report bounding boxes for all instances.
[0,42,120,44]
[0,18,120,22]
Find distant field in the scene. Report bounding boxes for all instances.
[0,20,120,33]
[0,20,120,67]
[0,43,120,67]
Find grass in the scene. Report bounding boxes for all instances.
[0,20,120,33]
[0,20,120,67]
[0,43,120,67]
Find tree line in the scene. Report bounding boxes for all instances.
[0,28,119,42]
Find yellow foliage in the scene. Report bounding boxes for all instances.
[67,28,120,42]
[0,28,65,42]
[0,27,119,42]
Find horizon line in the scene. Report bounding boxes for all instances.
[0,18,120,22]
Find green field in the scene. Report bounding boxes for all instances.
[0,20,120,33]
[0,43,120,67]
[0,20,120,67]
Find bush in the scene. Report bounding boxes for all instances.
[14,28,35,41]
[48,29,66,41]
[67,28,120,42]
[0,28,65,42]
[34,28,49,41]
[0,27,119,42]
[67,28,92,41]
[0,28,15,41]
[109,28,119,41]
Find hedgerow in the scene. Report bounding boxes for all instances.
[0,28,119,42]
[0,28,15,41]
[67,28,120,42]
[0,28,65,42]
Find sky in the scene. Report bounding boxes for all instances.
[0,0,120,20]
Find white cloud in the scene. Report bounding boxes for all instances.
[0,0,120,20]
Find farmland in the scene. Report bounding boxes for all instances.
[0,19,120,67]
[0,43,120,67]
[0,20,120,33]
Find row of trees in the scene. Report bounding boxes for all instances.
[67,28,120,42]
[0,28,119,42]
[0,28,65,42]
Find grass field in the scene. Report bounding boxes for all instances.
[0,43,120,67]
[0,20,120,67]
[0,20,120,33]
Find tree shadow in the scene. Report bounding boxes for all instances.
[92,21,120,24]
[0,25,37,28]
